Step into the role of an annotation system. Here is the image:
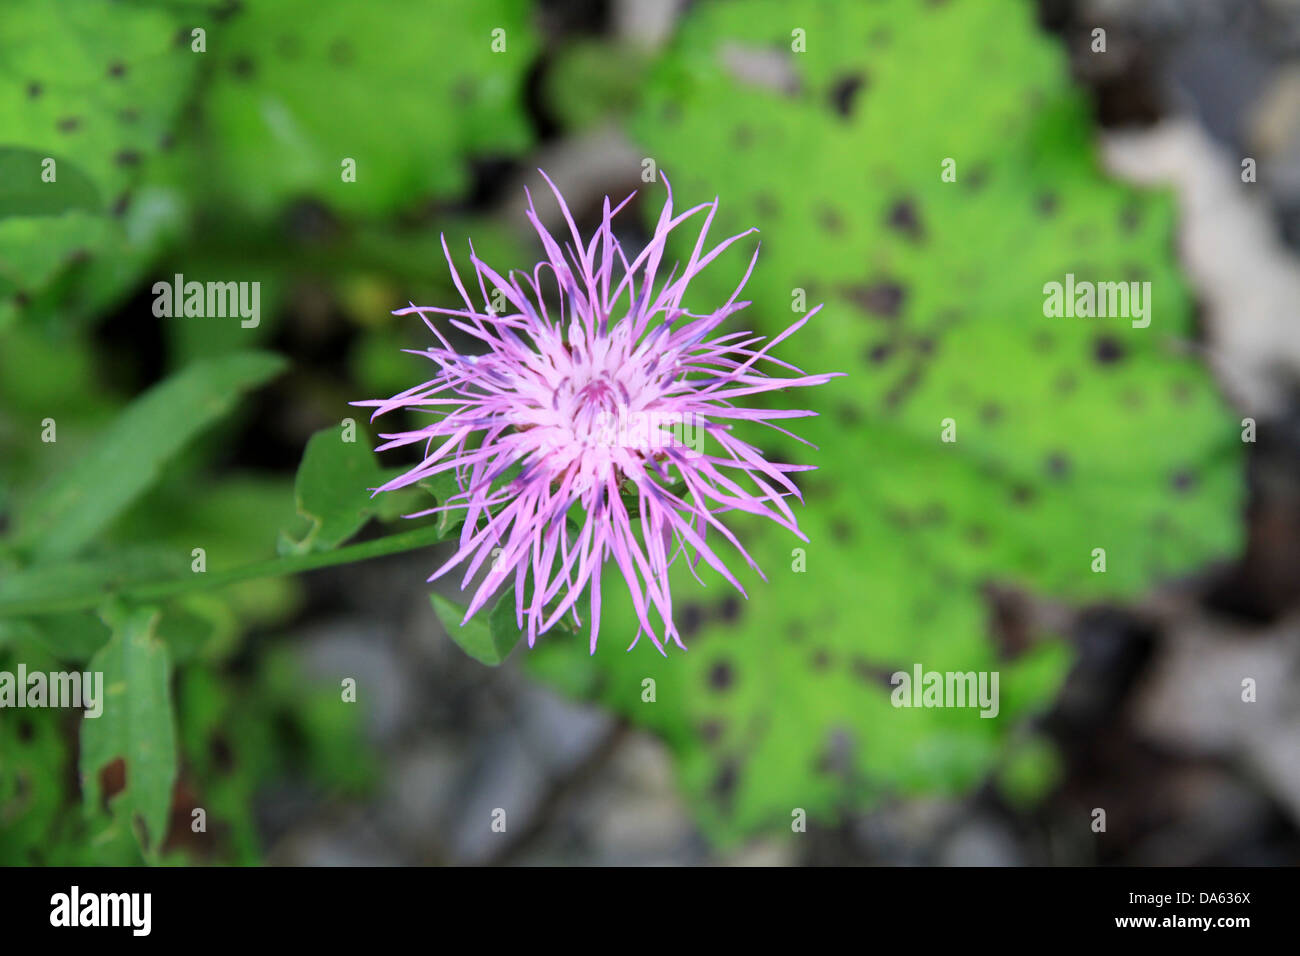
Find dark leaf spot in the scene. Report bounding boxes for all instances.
[886,198,923,240]
[754,193,780,218]
[844,281,907,319]
[699,720,725,743]
[1120,203,1141,233]
[811,649,831,670]
[719,596,741,623]
[26,82,42,99]
[107,61,127,79]
[209,735,235,772]
[712,760,739,805]
[231,55,256,78]
[819,206,844,234]
[115,150,141,167]
[829,72,867,118]
[98,757,127,810]
[865,341,894,364]
[817,727,855,777]
[1036,192,1058,216]
[1093,335,1125,365]
[1171,470,1197,493]
[680,603,705,637]
[985,585,1034,660]
[708,661,734,691]
[1045,452,1070,478]
[851,656,896,689]
[883,365,924,409]
[964,163,990,191]
[57,117,82,133]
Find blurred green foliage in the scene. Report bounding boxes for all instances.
[527,0,1241,844]
[0,0,536,863]
[0,0,1243,861]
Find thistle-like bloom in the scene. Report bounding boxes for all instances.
[356,172,838,654]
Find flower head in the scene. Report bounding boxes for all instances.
[356,172,839,654]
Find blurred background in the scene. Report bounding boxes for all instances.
[1,0,1299,865]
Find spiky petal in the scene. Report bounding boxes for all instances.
[354,172,840,654]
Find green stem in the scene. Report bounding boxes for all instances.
[1,522,451,618]
[4,484,680,619]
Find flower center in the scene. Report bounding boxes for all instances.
[567,376,624,448]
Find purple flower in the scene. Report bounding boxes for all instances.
[356,172,839,654]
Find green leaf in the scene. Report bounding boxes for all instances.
[15,351,287,562]
[285,425,386,553]
[0,0,200,317]
[0,148,101,219]
[415,458,528,539]
[0,644,71,860]
[187,0,538,218]
[527,0,1244,845]
[79,606,178,859]
[431,592,521,666]
[418,470,468,539]
[997,735,1063,810]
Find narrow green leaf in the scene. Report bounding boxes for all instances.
[79,606,177,860]
[430,592,521,666]
[286,425,385,552]
[17,351,286,561]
